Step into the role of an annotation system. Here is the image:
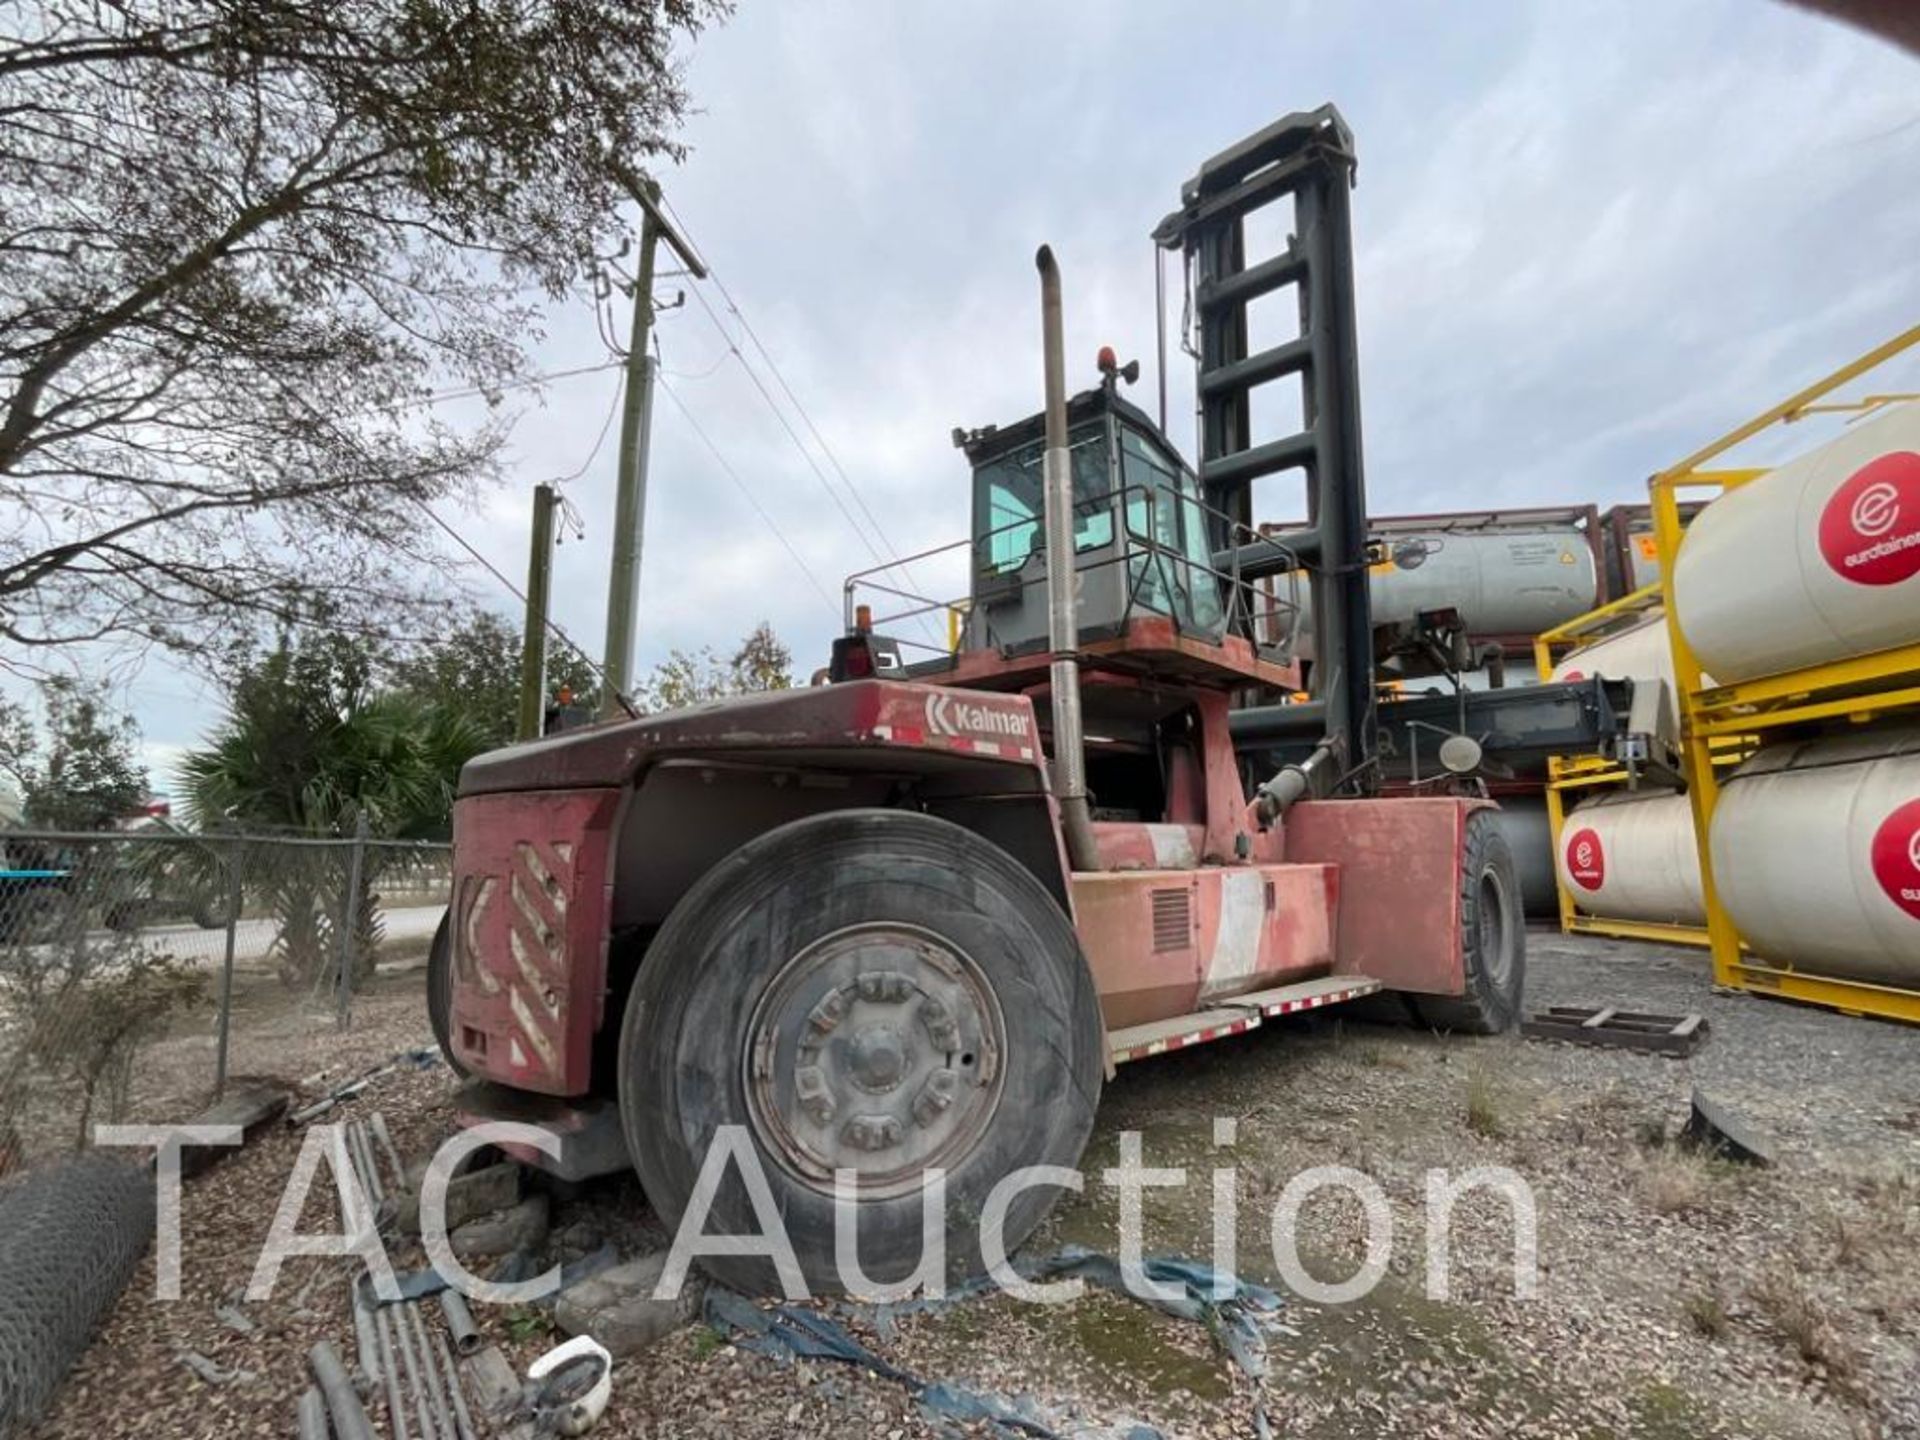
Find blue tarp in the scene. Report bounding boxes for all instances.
[701,1247,1291,1439]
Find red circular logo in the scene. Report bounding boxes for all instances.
[1561,668,1585,683]
[1566,826,1605,891]
[1818,451,1920,586]
[1870,799,1920,922]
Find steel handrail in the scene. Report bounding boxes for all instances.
[844,477,1305,655]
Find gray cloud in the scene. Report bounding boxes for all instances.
[86,0,1920,782]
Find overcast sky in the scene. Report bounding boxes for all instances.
[127,0,1920,788]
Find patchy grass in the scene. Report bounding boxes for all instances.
[687,1324,726,1361]
[1351,1041,1413,1072]
[1750,1264,1863,1397]
[1821,1208,1872,1270]
[1683,1287,1730,1341]
[1633,1144,1732,1218]
[502,1305,554,1344]
[1464,1068,1506,1139]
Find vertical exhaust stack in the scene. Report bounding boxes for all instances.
[1036,245,1100,873]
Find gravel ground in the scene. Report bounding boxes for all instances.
[24,931,1920,1439]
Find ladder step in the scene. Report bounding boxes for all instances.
[1108,1007,1262,1066]
[1199,430,1318,493]
[1197,247,1308,313]
[1221,974,1384,1018]
[1198,337,1313,399]
[1107,977,1384,1066]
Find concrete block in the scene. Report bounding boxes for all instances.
[552,1251,703,1358]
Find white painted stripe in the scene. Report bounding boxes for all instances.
[1144,824,1198,869]
[1198,870,1266,1000]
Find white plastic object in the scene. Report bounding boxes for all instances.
[526,1333,613,1436]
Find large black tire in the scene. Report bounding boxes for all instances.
[427,914,468,1077]
[618,809,1104,1296]
[1411,807,1526,1035]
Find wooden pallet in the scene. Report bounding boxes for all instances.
[1520,1006,1708,1057]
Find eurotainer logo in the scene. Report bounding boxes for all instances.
[1870,799,1920,922]
[1819,452,1920,586]
[1565,827,1605,891]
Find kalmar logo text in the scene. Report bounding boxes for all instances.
[926,692,1031,741]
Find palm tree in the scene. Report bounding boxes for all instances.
[180,637,488,985]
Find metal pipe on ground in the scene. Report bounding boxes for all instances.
[349,1121,385,1204]
[433,1330,479,1440]
[404,1300,461,1440]
[1035,243,1099,874]
[297,1385,330,1440]
[308,1341,378,1440]
[350,1275,381,1391]
[384,1295,439,1440]
[369,1112,407,1191]
[439,1290,482,1358]
[373,1301,412,1440]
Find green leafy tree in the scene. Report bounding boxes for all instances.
[180,631,488,982]
[635,621,793,712]
[0,678,148,830]
[0,0,725,658]
[388,607,600,748]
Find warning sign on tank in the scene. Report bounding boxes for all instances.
[1819,452,1920,586]
[1565,827,1605,891]
[1870,799,1920,922]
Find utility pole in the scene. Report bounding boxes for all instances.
[600,167,707,717]
[517,482,558,741]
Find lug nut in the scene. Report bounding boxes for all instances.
[844,1114,902,1152]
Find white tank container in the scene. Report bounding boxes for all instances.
[1711,726,1920,989]
[1549,611,1710,732]
[1672,400,1920,683]
[1558,789,1706,926]
[1282,526,1600,655]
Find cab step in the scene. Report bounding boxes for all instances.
[1106,975,1384,1066]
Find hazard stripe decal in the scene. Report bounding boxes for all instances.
[1107,980,1385,1066]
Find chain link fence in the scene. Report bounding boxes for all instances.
[0,825,449,1174]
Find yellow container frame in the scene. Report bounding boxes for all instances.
[1650,323,1920,1026]
[1534,587,1718,947]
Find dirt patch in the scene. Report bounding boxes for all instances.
[25,933,1920,1438]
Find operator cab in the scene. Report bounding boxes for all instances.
[954,379,1230,657]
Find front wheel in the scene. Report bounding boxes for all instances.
[619,809,1104,1296]
[1411,806,1526,1035]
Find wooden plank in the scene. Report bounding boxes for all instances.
[1580,1007,1618,1030]
[462,1345,535,1440]
[181,1079,293,1178]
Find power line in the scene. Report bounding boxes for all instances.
[656,373,843,619]
[663,195,916,571]
[544,370,625,486]
[377,359,625,414]
[655,196,942,645]
[410,497,635,714]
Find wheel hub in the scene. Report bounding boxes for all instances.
[745,924,1005,1198]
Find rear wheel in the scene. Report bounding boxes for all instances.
[427,914,468,1077]
[1411,807,1525,1034]
[619,809,1103,1296]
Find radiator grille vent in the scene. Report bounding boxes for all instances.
[1151,887,1192,954]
